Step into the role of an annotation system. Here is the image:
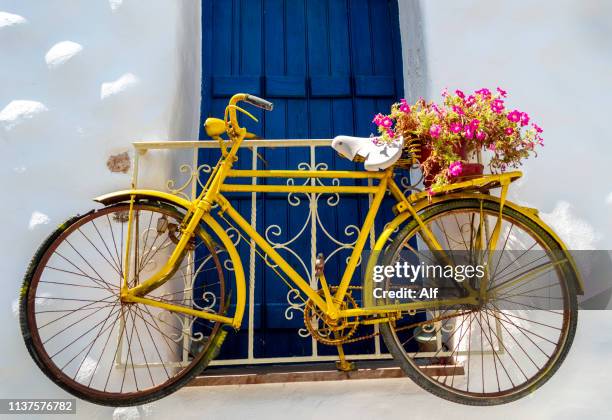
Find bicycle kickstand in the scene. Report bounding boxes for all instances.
[335,342,356,372]
[315,253,334,306]
[315,253,356,373]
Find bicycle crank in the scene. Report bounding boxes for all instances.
[303,286,361,345]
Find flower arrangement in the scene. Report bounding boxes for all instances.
[372,87,544,188]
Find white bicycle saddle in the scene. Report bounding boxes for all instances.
[331,135,404,171]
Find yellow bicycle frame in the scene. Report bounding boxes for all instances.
[98,93,584,331]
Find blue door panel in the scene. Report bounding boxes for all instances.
[198,0,405,360]
[213,76,261,96]
[266,76,307,97]
[310,77,352,97]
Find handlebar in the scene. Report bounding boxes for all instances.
[226,93,273,138]
[244,94,274,111]
[213,93,273,157]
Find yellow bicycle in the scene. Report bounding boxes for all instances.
[20,93,581,406]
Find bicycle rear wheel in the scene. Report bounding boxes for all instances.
[379,198,578,405]
[20,202,226,406]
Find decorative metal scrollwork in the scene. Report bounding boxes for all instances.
[152,141,430,363]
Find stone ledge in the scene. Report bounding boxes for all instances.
[188,361,464,386]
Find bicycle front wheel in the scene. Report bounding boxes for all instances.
[20,202,226,406]
[380,198,578,405]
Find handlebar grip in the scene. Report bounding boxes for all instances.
[244,94,274,111]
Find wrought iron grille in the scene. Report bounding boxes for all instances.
[130,139,424,366]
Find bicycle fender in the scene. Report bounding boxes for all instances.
[94,189,195,211]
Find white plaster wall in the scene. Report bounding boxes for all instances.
[399,0,612,250]
[0,0,200,417]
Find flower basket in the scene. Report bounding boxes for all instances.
[374,88,544,189]
[398,136,483,187]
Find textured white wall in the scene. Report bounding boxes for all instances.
[399,0,612,250]
[0,0,200,417]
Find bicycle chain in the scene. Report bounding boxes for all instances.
[339,285,380,344]
[304,284,475,345]
[339,309,476,345]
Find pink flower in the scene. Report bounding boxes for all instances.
[448,161,463,177]
[475,88,491,98]
[465,95,476,107]
[507,110,521,123]
[450,122,463,133]
[488,143,496,151]
[429,124,442,138]
[399,98,410,113]
[372,113,384,125]
[520,112,530,126]
[452,105,464,115]
[469,118,480,128]
[441,87,449,97]
[464,126,474,139]
[386,128,395,138]
[455,89,465,99]
[496,87,507,97]
[505,127,514,136]
[380,116,393,128]
[533,123,543,133]
[431,104,443,115]
[490,99,505,114]
[476,130,486,141]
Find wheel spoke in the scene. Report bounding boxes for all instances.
[91,219,123,274]
[43,267,118,290]
[105,214,123,278]
[49,305,123,360]
[66,301,121,376]
[53,251,115,293]
[78,227,122,277]
[126,306,155,387]
[37,295,117,329]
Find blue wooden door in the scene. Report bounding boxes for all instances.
[199,0,404,361]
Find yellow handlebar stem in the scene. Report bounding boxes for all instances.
[226,93,249,132]
[224,104,259,128]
